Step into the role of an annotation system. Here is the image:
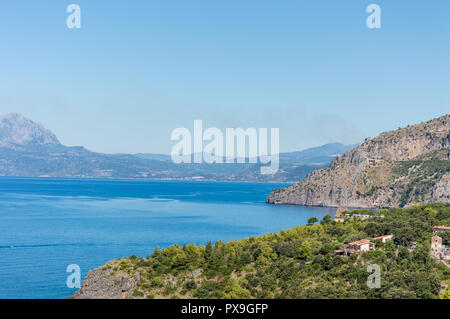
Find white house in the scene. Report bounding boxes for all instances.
[373,234,394,243]
[348,239,374,252]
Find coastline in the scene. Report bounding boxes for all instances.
[72,203,450,299]
[0,175,297,184]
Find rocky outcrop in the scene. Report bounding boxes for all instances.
[71,256,207,299]
[432,172,450,203]
[267,114,450,208]
[71,262,140,299]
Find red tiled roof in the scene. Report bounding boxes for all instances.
[433,226,450,230]
[348,239,371,246]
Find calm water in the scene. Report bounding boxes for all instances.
[0,177,335,299]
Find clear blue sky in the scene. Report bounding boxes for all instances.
[0,1,449,154]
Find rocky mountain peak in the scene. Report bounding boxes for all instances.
[267,114,450,208]
[0,112,60,147]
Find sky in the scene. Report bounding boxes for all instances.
[0,0,449,154]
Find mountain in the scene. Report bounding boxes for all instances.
[0,113,176,178]
[134,153,172,161]
[134,143,357,182]
[0,112,356,181]
[0,113,60,147]
[267,114,450,208]
[282,142,359,158]
[0,143,177,179]
[136,143,357,166]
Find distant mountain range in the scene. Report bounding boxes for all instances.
[267,114,450,207]
[0,113,356,182]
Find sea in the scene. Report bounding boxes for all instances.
[0,177,335,299]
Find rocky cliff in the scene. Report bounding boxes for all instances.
[267,114,450,208]
[71,258,205,299]
[70,261,141,299]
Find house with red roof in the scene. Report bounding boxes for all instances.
[347,239,375,252]
[433,226,450,232]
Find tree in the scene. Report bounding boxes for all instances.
[151,246,161,258]
[204,241,213,265]
[378,209,388,216]
[321,214,332,224]
[364,222,380,237]
[298,240,313,259]
[308,217,319,225]
[384,240,395,252]
[397,246,411,261]
[222,279,252,299]
[424,207,438,218]
[442,285,450,299]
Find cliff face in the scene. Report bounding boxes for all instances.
[71,258,205,299]
[267,115,450,208]
[71,262,140,299]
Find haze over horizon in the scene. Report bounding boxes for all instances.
[0,111,360,156]
[1,1,449,154]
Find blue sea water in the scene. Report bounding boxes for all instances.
[0,177,335,299]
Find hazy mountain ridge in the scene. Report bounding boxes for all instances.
[267,114,450,208]
[0,113,355,181]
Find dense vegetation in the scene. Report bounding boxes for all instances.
[107,203,450,299]
[392,150,450,207]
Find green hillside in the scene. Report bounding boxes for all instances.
[92,203,450,299]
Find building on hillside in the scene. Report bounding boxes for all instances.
[373,234,394,243]
[349,214,372,220]
[334,207,380,222]
[433,226,450,232]
[334,207,347,223]
[431,236,443,252]
[430,235,449,266]
[347,239,375,252]
[338,213,373,221]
